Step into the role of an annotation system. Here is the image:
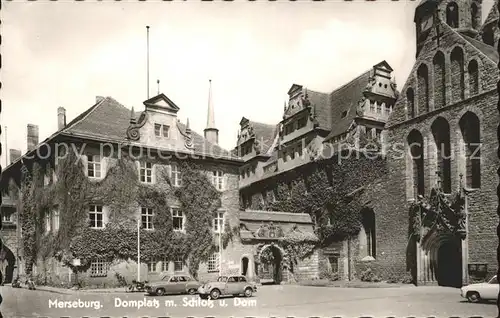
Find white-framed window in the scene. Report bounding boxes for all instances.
[90,259,110,277]
[169,163,181,187]
[45,211,52,232]
[141,207,154,230]
[1,212,12,223]
[212,171,224,190]
[139,162,153,184]
[162,259,169,272]
[89,205,104,229]
[87,155,102,179]
[148,260,157,272]
[213,211,224,233]
[172,208,184,231]
[207,252,219,272]
[154,123,170,138]
[53,209,60,231]
[174,257,183,272]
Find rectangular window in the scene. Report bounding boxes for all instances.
[88,155,102,178]
[370,101,375,112]
[141,207,154,230]
[376,103,382,113]
[207,252,219,272]
[53,209,60,231]
[172,208,184,231]
[298,145,303,158]
[213,211,224,233]
[297,117,307,129]
[162,259,169,272]
[89,205,104,229]
[148,260,157,272]
[170,164,181,187]
[328,256,339,274]
[139,162,153,183]
[162,125,170,138]
[154,123,162,136]
[90,259,109,277]
[212,171,224,191]
[1,212,12,223]
[376,129,382,142]
[174,257,183,272]
[290,148,295,160]
[283,151,287,162]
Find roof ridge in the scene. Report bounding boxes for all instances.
[328,68,371,96]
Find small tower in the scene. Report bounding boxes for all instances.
[204,79,219,145]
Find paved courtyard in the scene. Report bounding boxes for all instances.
[0,284,496,317]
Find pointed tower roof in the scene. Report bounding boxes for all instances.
[482,0,499,27]
[206,79,216,129]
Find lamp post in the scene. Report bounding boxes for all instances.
[137,218,140,282]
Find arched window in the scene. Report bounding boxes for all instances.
[431,117,452,194]
[471,3,479,29]
[361,208,376,258]
[482,27,495,46]
[417,64,430,113]
[408,130,425,197]
[433,52,446,109]
[451,47,465,103]
[459,112,481,188]
[446,2,459,28]
[468,60,479,96]
[407,87,415,118]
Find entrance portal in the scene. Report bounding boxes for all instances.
[437,239,462,288]
[258,245,283,284]
[241,257,249,276]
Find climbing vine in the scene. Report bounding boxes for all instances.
[244,154,386,247]
[16,149,222,278]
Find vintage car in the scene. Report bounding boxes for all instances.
[145,274,201,296]
[198,275,257,300]
[461,275,499,303]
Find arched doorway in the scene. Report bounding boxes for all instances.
[437,239,462,288]
[0,245,16,284]
[258,244,284,284]
[241,257,249,276]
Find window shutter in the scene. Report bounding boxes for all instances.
[101,156,108,179]
[103,206,109,227]
[81,154,88,176]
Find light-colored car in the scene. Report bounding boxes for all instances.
[145,274,201,296]
[198,275,257,300]
[461,275,499,303]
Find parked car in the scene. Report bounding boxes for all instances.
[145,274,201,296]
[461,275,499,303]
[198,275,257,300]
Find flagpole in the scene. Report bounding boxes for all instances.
[137,218,141,282]
[146,26,150,99]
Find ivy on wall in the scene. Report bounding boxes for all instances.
[16,149,222,278]
[244,154,386,247]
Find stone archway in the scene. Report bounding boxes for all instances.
[256,243,286,284]
[0,244,16,284]
[420,229,463,287]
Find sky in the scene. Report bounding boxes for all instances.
[0,0,495,167]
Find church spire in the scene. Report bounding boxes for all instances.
[204,79,219,145]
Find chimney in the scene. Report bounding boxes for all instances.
[57,107,66,130]
[8,149,21,164]
[27,124,39,152]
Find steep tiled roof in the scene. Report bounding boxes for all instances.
[307,89,330,129]
[249,121,279,155]
[482,0,499,27]
[462,34,499,64]
[324,70,371,140]
[63,96,236,159]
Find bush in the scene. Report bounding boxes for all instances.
[360,268,381,282]
[400,271,414,284]
[319,268,339,281]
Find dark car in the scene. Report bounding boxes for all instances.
[145,274,201,296]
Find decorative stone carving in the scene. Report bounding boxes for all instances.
[126,111,148,141]
[255,222,285,239]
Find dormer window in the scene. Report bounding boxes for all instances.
[297,117,307,129]
[154,123,170,138]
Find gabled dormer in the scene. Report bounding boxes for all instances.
[126,93,193,151]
